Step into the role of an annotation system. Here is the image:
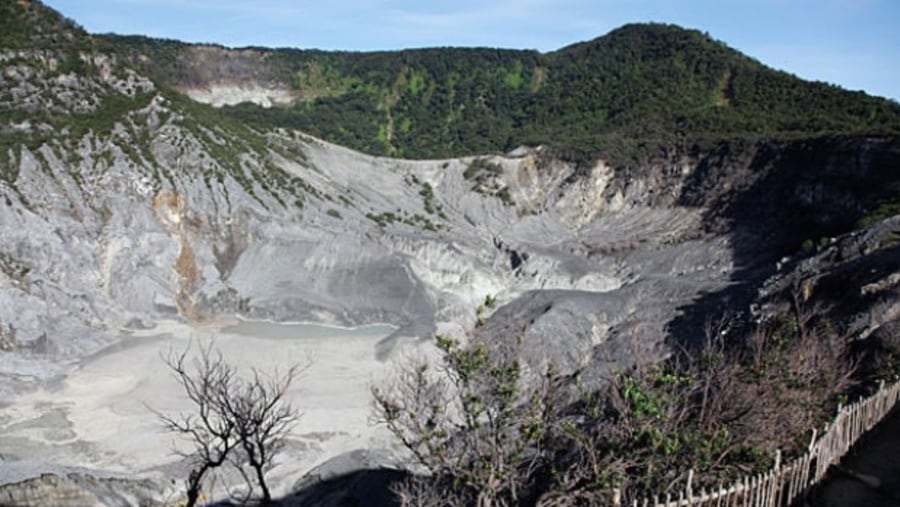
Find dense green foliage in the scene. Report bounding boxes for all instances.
[106,24,900,166]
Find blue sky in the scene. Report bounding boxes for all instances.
[45,0,900,101]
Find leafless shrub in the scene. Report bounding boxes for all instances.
[222,362,303,504]
[375,287,858,505]
[373,335,625,507]
[741,294,856,454]
[602,293,857,499]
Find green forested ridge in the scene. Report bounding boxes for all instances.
[104,23,900,166]
[5,0,900,166]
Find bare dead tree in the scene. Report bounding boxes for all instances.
[221,364,302,504]
[156,341,304,506]
[156,342,239,507]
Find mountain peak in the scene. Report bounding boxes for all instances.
[559,23,716,50]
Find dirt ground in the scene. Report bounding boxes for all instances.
[810,407,900,507]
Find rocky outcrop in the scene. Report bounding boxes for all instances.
[755,216,900,348]
[684,137,900,259]
[283,450,407,507]
[175,45,297,107]
[0,473,164,507]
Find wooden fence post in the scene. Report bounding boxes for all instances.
[687,469,694,499]
[628,378,900,507]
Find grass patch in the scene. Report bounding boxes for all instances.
[856,195,900,229]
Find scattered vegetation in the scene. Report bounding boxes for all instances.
[365,211,398,228]
[403,174,447,219]
[464,158,514,206]
[417,182,444,217]
[474,295,498,328]
[856,194,900,229]
[495,187,514,207]
[463,158,504,183]
[373,335,599,506]
[366,209,441,232]
[374,290,864,505]
[0,251,30,282]
[68,91,155,139]
[409,213,440,232]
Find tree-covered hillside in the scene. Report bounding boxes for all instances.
[106,23,900,165]
[5,0,900,166]
[0,0,87,49]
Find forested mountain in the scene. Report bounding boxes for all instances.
[106,24,900,165]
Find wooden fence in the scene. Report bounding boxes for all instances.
[630,379,900,507]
